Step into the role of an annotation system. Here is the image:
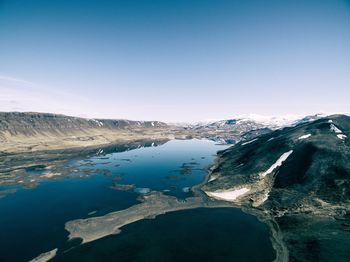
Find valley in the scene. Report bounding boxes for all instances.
[1,112,349,262]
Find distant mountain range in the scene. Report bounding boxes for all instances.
[0,112,173,154]
[186,114,325,144]
[0,112,167,136]
[191,113,325,129]
[0,112,332,154]
[1,111,350,261]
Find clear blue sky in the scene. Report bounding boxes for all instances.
[1,0,349,122]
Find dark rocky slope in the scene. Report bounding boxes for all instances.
[203,115,350,261]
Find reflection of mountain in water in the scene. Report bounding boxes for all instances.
[0,139,169,188]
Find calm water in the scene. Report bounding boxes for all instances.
[0,139,275,261]
[53,208,275,262]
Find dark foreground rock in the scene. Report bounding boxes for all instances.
[203,115,350,262]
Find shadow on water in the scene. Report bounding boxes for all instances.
[53,208,276,262]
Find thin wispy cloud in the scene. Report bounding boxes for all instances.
[0,75,34,86]
[0,74,94,117]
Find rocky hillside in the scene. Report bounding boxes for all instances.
[188,115,322,144]
[203,115,350,261]
[0,112,174,154]
[0,112,166,136]
[188,119,272,144]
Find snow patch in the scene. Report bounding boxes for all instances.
[259,150,293,178]
[208,176,217,182]
[92,119,104,127]
[298,134,311,140]
[337,134,347,140]
[205,187,250,202]
[261,192,269,203]
[241,138,258,146]
[151,122,155,127]
[330,123,342,134]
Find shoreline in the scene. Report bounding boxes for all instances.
[29,139,286,261]
[63,146,288,261]
[192,151,289,262]
[64,192,236,244]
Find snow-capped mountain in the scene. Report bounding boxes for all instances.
[202,114,350,262]
[192,113,326,130]
[187,114,326,144]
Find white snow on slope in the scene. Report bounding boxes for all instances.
[187,113,328,130]
[337,134,347,140]
[330,124,342,133]
[259,150,293,178]
[235,114,303,128]
[92,119,103,127]
[235,113,327,128]
[260,192,269,204]
[205,187,250,202]
[208,176,217,182]
[298,134,311,140]
[241,138,258,146]
[151,122,155,126]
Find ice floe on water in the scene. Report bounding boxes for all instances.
[134,188,151,194]
[298,134,311,140]
[205,187,250,201]
[182,187,190,193]
[259,150,293,178]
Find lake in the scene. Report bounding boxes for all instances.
[0,139,275,261]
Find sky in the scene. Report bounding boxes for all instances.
[0,0,350,122]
